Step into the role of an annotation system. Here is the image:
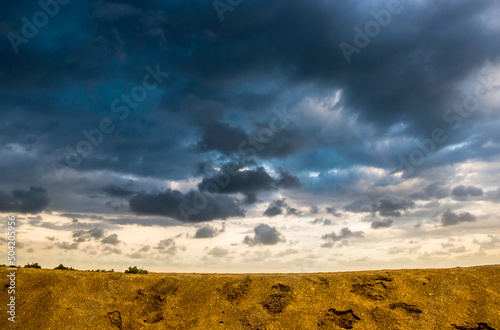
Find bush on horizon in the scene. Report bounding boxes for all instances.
[24,262,41,268]
[125,266,148,274]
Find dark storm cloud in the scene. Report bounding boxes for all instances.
[1,0,500,221]
[451,185,484,201]
[103,184,135,197]
[371,219,394,229]
[197,121,248,155]
[243,224,285,246]
[0,187,50,214]
[441,209,477,226]
[129,189,244,222]
[198,166,301,204]
[193,224,225,239]
[321,227,364,247]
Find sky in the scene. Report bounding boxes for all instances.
[0,0,499,273]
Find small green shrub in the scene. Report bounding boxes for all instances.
[24,262,41,268]
[54,264,76,271]
[125,266,148,274]
[88,269,114,273]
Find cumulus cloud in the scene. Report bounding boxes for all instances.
[441,209,477,226]
[0,186,50,214]
[193,224,225,238]
[243,224,286,246]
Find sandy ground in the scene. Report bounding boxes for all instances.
[0,265,499,329]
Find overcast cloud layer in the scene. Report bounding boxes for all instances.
[0,0,499,272]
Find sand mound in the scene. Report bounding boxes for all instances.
[1,265,499,329]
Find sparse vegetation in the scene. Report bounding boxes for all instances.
[88,269,114,273]
[54,264,76,271]
[124,266,148,274]
[24,262,42,268]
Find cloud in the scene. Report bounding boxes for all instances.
[373,197,415,217]
[193,224,225,238]
[198,166,301,204]
[451,185,484,201]
[321,227,364,247]
[0,186,50,214]
[102,246,122,255]
[473,235,500,250]
[410,183,449,200]
[371,219,394,229]
[101,234,120,245]
[441,209,477,226]
[326,207,343,217]
[103,184,135,197]
[56,241,79,251]
[72,227,105,242]
[129,189,244,222]
[310,217,333,226]
[243,224,286,246]
[263,199,287,217]
[485,188,500,202]
[206,247,230,258]
[154,238,186,256]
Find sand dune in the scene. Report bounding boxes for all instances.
[1,265,499,329]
